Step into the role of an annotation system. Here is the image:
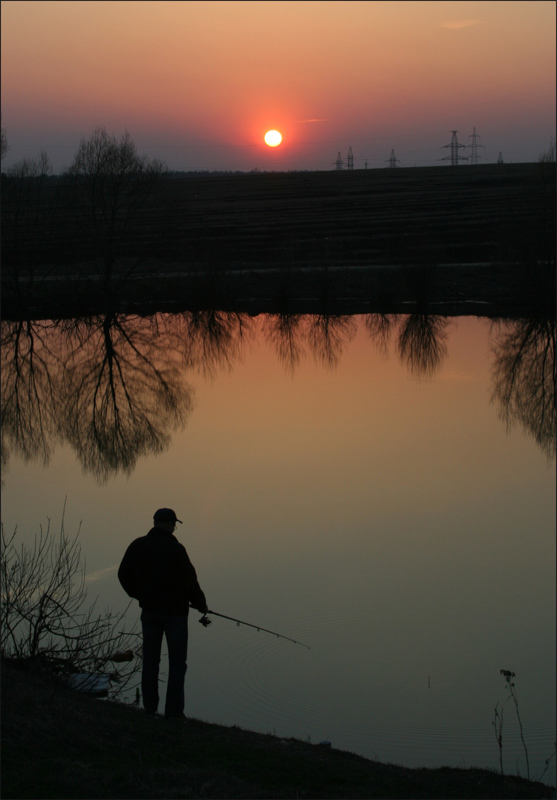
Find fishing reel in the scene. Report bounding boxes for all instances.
[199,613,212,628]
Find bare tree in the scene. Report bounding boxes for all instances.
[1,116,8,162]
[1,152,54,296]
[538,136,556,163]
[531,138,557,266]
[1,505,140,700]
[64,127,167,287]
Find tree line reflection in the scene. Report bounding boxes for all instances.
[2,311,554,483]
[490,317,555,460]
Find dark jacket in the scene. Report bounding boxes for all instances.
[118,527,206,615]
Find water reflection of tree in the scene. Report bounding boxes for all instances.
[177,310,250,377]
[307,315,357,368]
[9,308,553,485]
[491,318,556,459]
[264,313,356,372]
[264,314,307,375]
[1,311,251,483]
[1,320,66,475]
[363,313,450,376]
[62,314,194,483]
[396,314,450,377]
[364,313,398,355]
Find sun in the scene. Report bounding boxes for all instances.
[264,130,282,147]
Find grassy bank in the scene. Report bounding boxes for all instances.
[1,662,554,799]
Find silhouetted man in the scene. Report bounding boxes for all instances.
[118,508,208,719]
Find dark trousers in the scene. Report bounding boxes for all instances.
[140,609,189,717]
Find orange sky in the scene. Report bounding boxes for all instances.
[1,1,555,171]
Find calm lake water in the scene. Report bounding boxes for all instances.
[1,311,555,784]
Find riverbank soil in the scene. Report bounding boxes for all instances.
[1,661,554,799]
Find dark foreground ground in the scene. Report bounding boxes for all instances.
[3,260,555,321]
[1,662,554,800]
[1,163,555,320]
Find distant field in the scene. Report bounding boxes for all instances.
[155,163,554,269]
[1,163,555,318]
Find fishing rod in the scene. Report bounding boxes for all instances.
[195,607,311,650]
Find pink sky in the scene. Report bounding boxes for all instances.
[1,1,555,172]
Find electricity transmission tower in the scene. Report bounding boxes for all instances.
[497,152,504,164]
[347,147,354,170]
[335,151,344,170]
[441,131,468,165]
[385,149,400,167]
[467,127,484,164]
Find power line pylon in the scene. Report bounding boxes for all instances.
[335,151,344,170]
[347,147,354,170]
[385,149,400,168]
[441,131,468,165]
[497,152,504,164]
[467,127,484,164]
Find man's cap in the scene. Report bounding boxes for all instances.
[153,508,182,524]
